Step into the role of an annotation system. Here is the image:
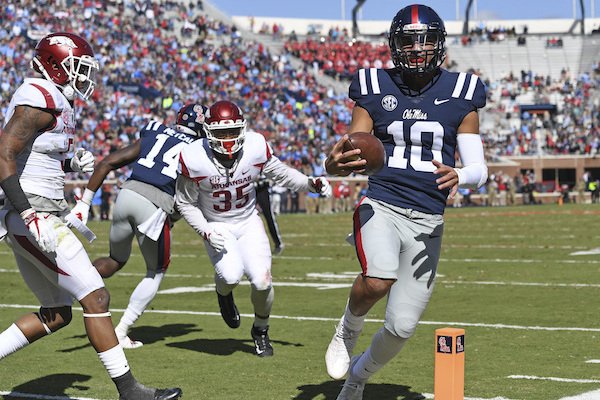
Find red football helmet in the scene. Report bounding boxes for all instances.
[31,32,99,100]
[203,100,247,158]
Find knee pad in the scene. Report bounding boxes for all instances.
[37,306,73,334]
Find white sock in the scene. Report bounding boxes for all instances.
[251,286,274,322]
[116,274,163,338]
[353,327,407,381]
[98,345,131,378]
[0,324,30,359]
[343,303,365,332]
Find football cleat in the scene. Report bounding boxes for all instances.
[326,317,361,380]
[153,388,183,399]
[217,291,241,329]
[251,325,274,357]
[118,334,144,349]
[119,386,182,399]
[335,355,365,400]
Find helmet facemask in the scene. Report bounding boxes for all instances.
[204,123,246,159]
[63,54,99,100]
[390,24,445,75]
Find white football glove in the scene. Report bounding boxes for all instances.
[66,188,95,226]
[309,176,332,198]
[201,227,226,252]
[20,208,58,253]
[70,148,95,173]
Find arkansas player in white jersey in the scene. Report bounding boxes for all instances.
[176,100,331,357]
[0,32,181,399]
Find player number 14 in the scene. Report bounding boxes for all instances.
[386,120,444,173]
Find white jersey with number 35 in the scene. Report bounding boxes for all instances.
[178,131,311,225]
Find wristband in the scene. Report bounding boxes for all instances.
[0,175,32,213]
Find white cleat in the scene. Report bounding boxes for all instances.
[336,356,365,400]
[118,335,144,349]
[325,317,361,380]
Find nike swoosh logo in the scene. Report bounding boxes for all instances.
[434,98,450,105]
[242,169,250,174]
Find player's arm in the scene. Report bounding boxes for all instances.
[0,106,54,211]
[175,175,225,252]
[324,105,369,176]
[263,149,331,196]
[66,140,141,225]
[433,111,488,197]
[0,105,58,252]
[87,140,141,192]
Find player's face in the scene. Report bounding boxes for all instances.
[399,33,436,69]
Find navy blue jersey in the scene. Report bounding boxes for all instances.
[349,68,486,214]
[129,120,197,196]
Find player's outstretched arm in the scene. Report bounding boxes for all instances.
[86,140,142,193]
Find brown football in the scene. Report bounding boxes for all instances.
[342,132,386,175]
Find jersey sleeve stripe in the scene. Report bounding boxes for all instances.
[369,68,381,95]
[464,74,479,100]
[451,72,467,98]
[359,68,368,95]
[30,83,56,109]
[179,153,191,178]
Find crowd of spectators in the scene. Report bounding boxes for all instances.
[1,0,600,200]
[480,67,600,157]
[0,0,353,188]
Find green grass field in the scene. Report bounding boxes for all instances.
[2,203,600,400]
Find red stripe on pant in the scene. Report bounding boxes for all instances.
[14,235,69,276]
[352,198,368,275]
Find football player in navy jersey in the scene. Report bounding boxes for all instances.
[323,5,488,399]
[67,103,206,349]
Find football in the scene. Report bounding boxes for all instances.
[342,132,386,175]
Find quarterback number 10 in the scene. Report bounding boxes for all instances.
[386,120,444,173]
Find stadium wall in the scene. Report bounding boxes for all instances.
[232,16,600,36]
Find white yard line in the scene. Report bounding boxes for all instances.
[2,303,600,332]
[0,391,106,400]
[508,375,600,384]
[559,389,600,399]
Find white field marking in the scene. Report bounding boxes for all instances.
[447,244,587,250]
[157,281,352,294]
[571,248,600,256]
[0,391,106,400]
[585,360,600,363]
[508,375,600,384]
[422,394,516,400]
[3,303,600,332]
[2,268,600,290]
[441,258,600,265]
[444,234,577,239]
[559,389,600,399]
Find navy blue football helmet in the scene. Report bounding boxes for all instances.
[389,4,446,74]
[175,103,207,137]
